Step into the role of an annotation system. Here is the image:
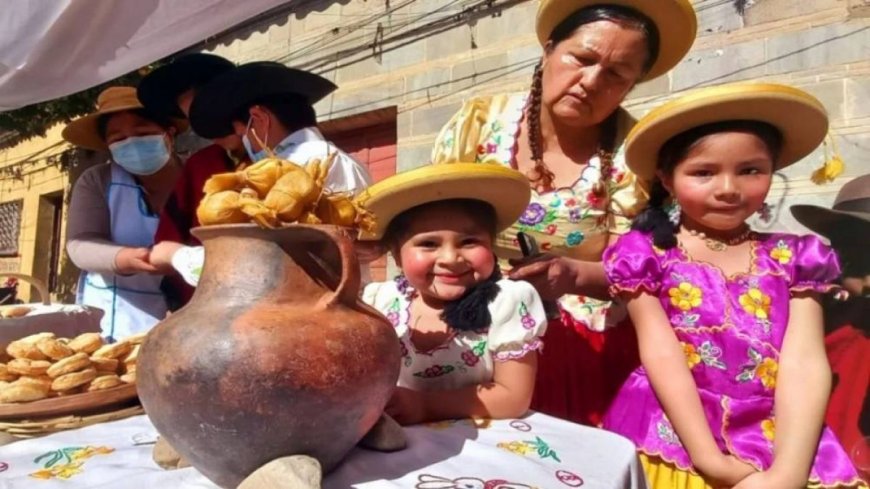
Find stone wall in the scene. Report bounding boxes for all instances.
[201,0,869,235]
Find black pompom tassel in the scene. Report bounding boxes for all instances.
[440,267,502,332]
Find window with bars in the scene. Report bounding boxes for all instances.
[0,200,23,257]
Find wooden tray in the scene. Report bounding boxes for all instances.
[0,383,138,420]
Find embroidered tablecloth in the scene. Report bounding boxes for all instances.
[0,412,646,489]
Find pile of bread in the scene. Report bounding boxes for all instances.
[0,332,141,403]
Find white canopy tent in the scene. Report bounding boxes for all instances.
[0,0,292,111]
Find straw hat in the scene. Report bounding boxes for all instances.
[189,62,338,139]
[791,174,870,240]
[535,0,697,81]
[137,53,235,118]
[625,83,829,182]
[62,86,188,151]
[356,163,531,241]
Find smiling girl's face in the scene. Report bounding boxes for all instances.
[391,201,496,305]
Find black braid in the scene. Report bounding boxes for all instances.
[632,179,677,249]
[526,60,554,191]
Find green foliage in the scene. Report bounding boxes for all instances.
[0,65,159,140]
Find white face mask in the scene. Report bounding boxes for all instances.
[241,116,269,162]
[109,135,171,175]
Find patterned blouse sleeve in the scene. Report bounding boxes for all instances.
[603,230,663,296]
[430,95,514,165]
[605,110,648,235]
[487,280,547,362]
[784,234,842,293]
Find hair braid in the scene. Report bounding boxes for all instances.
[526,60,555,192]
[631,179,677,249]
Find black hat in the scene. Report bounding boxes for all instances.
[137,53,235,119]
[188,62,337,139]
[791,174,870,241]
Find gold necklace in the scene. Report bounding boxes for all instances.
[686,227,752,252]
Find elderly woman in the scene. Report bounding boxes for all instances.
[431,0,697,425]
[63,86,186,340]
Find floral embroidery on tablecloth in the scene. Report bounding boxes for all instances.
[424,418,492,431]
[30,446,114,480]
[416,473,537,489]
[555,469,585,487]
[509,419,532,432]
[497,436,561,462]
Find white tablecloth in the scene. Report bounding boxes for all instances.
[0,413,647,489]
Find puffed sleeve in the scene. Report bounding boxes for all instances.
[606,112,649,235]
[777,234,842,293]
[430,94,517,165]
[486,280,548,362]
[603,230,663,296]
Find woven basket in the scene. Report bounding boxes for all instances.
[0,405,144,439]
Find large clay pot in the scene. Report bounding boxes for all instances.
[137,224,400,488]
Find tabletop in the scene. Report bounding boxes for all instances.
[0,412,647,489]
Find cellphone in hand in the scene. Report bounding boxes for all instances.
[517,232,539,257]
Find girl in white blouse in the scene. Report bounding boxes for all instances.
[358,163,548,425]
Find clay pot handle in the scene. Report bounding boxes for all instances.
[315,226,361,309]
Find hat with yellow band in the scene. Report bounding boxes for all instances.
[535,0,697,81]
[624,82,829,182]
[355,163,531,241]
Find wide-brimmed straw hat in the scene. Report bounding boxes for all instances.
[355,163,531,241]
[791,174,870,240]
[138,53,235,119]
[189,62,338,139]
[62,86,188,151]
[625,83,829,182]
[535,0,697,81]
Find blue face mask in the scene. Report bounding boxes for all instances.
[242,116,269,162]
[109,135,171,175]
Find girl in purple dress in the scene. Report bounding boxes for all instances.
[602,83,866,489]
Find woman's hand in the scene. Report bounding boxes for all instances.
[695,453,757,488]
[507,254,583,300]
[385,387,427,426]
[149,241,184,274]
[114,247,159,275]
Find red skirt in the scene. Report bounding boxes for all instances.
[531,309,640,426]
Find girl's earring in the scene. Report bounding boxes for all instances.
[665,201,682,227]
[757,202,773,223]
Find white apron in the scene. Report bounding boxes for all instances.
[77,165,167,341]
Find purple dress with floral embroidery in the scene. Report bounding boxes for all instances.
[602,230,862,487]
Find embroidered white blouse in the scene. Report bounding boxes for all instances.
[363,277,548,391]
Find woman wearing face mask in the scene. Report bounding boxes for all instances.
[63,86,186,340]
